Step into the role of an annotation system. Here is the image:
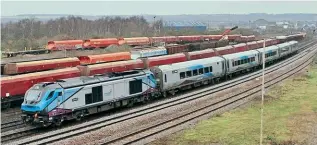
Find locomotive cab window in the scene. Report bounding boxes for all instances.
[209,66,213,72]
[129,79,142,94]
[180,72,185,79]
[46,91,54,100]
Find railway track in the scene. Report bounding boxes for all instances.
[104,49,316,145]
[5,40,317,145]
[1,120,25,132]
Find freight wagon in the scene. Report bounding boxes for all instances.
[20,41,299,126]
[1,34,304,108]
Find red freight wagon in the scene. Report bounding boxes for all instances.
[143,53,187,68]
[246,41,259,50]
[152,36,179,43]
[47,40,84,50]
[257,40,265,47]
[78,52,131,64]
[202,35,222,41]
[178,35,202,43]
[83,38,120,48]
[185,49,217,60]
[213,46,235,55]
[239,36,248,43]
[263,39,272,46]
[271,39,280,45]
[247,35,256,42]
[233,43,248,52]
[121,37,151,46]
[4,58,80,75]
[165,44,188,54]
[227,35,242,42]
[77,59,144,76]
[1,68,81,100]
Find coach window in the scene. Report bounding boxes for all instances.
[209,66,213,72]
[238,60,241,65]
[248,58,251,63]
[244,59,247,64]
[193,69,198,76]
[204,67,210,73]
[199,68,203,74]
[186,71,192,77]
[180,72,185,79]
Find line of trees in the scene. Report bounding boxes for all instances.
[1,15,258,52]
[1,16,164,51]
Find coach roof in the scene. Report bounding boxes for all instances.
[157,56,224,71]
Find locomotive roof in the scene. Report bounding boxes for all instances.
[55,70,150,88]
[157,56,224,71]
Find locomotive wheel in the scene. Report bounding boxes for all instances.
[75,112,84,121]
[54,120,63,127]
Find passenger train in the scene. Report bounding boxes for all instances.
[21,40,298,127]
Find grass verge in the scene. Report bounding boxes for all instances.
[151,59,317,145]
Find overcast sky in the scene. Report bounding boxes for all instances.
[1,1,317,16]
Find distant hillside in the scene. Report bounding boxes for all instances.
[2,13,317,24]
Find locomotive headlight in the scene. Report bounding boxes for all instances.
[49,117,53,120]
